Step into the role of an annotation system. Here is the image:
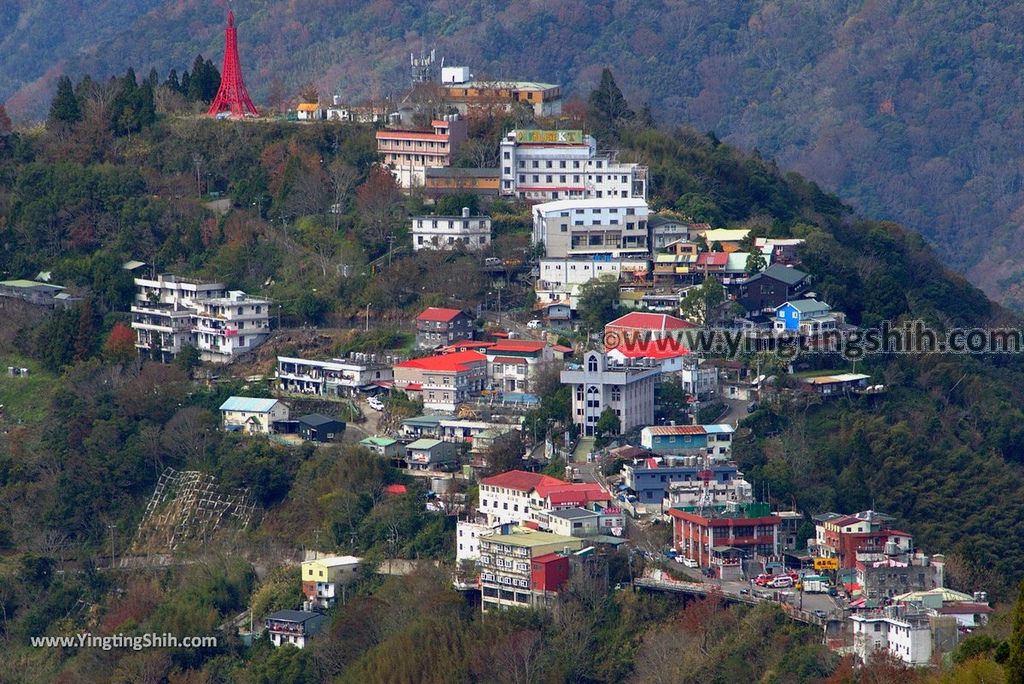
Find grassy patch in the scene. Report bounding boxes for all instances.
[0,355,57,425]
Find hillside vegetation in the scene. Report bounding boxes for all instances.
[5,1,1024,306]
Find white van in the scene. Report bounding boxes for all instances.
[769,575,793,588]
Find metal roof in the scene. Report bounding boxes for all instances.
[219,396,281,413]
[406,438,445,450]
[548,507,599,521]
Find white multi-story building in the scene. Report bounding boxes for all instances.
[411,208,492,251]
[535,257,649,310]
[500,130,647,201]
[130,274,270,363]
[456,518,502,565]
[533,198,650,259]
[560,351,661,437]
[276,354,396,397]
[191,291,272,363]
[851,608,933,666]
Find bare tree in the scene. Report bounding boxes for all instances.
[328,159,360,228]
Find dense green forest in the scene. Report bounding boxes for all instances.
[6,0,1024,307]
[5,69,1024,680]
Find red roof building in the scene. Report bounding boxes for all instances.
[415,308,475,349]
[481,470,563,492]
[604,312,695,350]
[417,307,465,322]
[393,350,487,411]
[384,484,408,496]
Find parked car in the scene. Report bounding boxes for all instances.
[813,609,828,619]
[739,588,751,595]
[664,549,678,559]
[769,575,794,588]
[746,402,759,414]
[484,257,502,266]
[367,396,385,411]
[526,319,542,329]
[682,557,698,568]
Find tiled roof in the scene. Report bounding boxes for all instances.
[491,356,528,365]
[645,425,706,436]
[488,339,547,353]
[416,307,466,322]
[606,312,694,332]
[481,470,563,492]
[395,350,486,373]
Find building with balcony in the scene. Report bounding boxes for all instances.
[411,208,492,251]
[375,116,468,188]
[129,274,270,363]
[0,279,80,309]
[478,528,582,612]
[773,299,840,335]
[482,339,555,393]
[301,555,362,608]
[499,129,646,200]
[423,167,501,197]
[535,257,649,310]
[669,502,781,572]
[560,351,660,437]
[265,609,325,649]
[392,350,488,411]
[623,458,742,507]
[190,291,271,363]
[404,438,459,470]
[276,353,396,397]
[533,198,650,259]
[652,241,700,287]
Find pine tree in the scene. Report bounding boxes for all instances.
[587,68,634,142]
[203,58,221,101]
[48,75,82,126]
[180,69,191,97]
[187,55,207,102]
[164,69,181,94]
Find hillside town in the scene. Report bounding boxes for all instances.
[2,11,1019,683]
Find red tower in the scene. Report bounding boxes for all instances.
[207,10,259,118]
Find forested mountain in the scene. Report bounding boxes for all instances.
[5,0,1024,308]
[4,63,1024,679]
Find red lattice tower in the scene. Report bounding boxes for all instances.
[207,10,259,118]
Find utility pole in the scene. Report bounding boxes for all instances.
[386,234,396,267]
[108,524,116,569]
[365,303,372,332]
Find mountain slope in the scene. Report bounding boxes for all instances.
[3,0,1024,306]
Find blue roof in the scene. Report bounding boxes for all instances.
[219,396,281,413]
[702,424,735,434]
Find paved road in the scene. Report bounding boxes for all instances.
[717,397,753,426]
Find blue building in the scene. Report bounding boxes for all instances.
[773,299,835,334]
[622,458,740,506]
[640,424,735,458]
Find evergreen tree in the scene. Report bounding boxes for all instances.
[147,67,159,88]
[48,75,82,126]
[180,69,191,97]
[164,69,181,94]
[1008,580,1024,683]
[587,68,634,142]
[187,55,206,102]
[203,58,221,101]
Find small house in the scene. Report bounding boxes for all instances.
[297,414,346,442]
[266,610,324,649]
[360,436,402,459]
[296,102,324,120]
[405,438,459,470]
[219,397,290,434]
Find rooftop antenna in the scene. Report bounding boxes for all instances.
[411,48,436,87]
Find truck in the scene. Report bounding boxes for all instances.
[801,575,830,593]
